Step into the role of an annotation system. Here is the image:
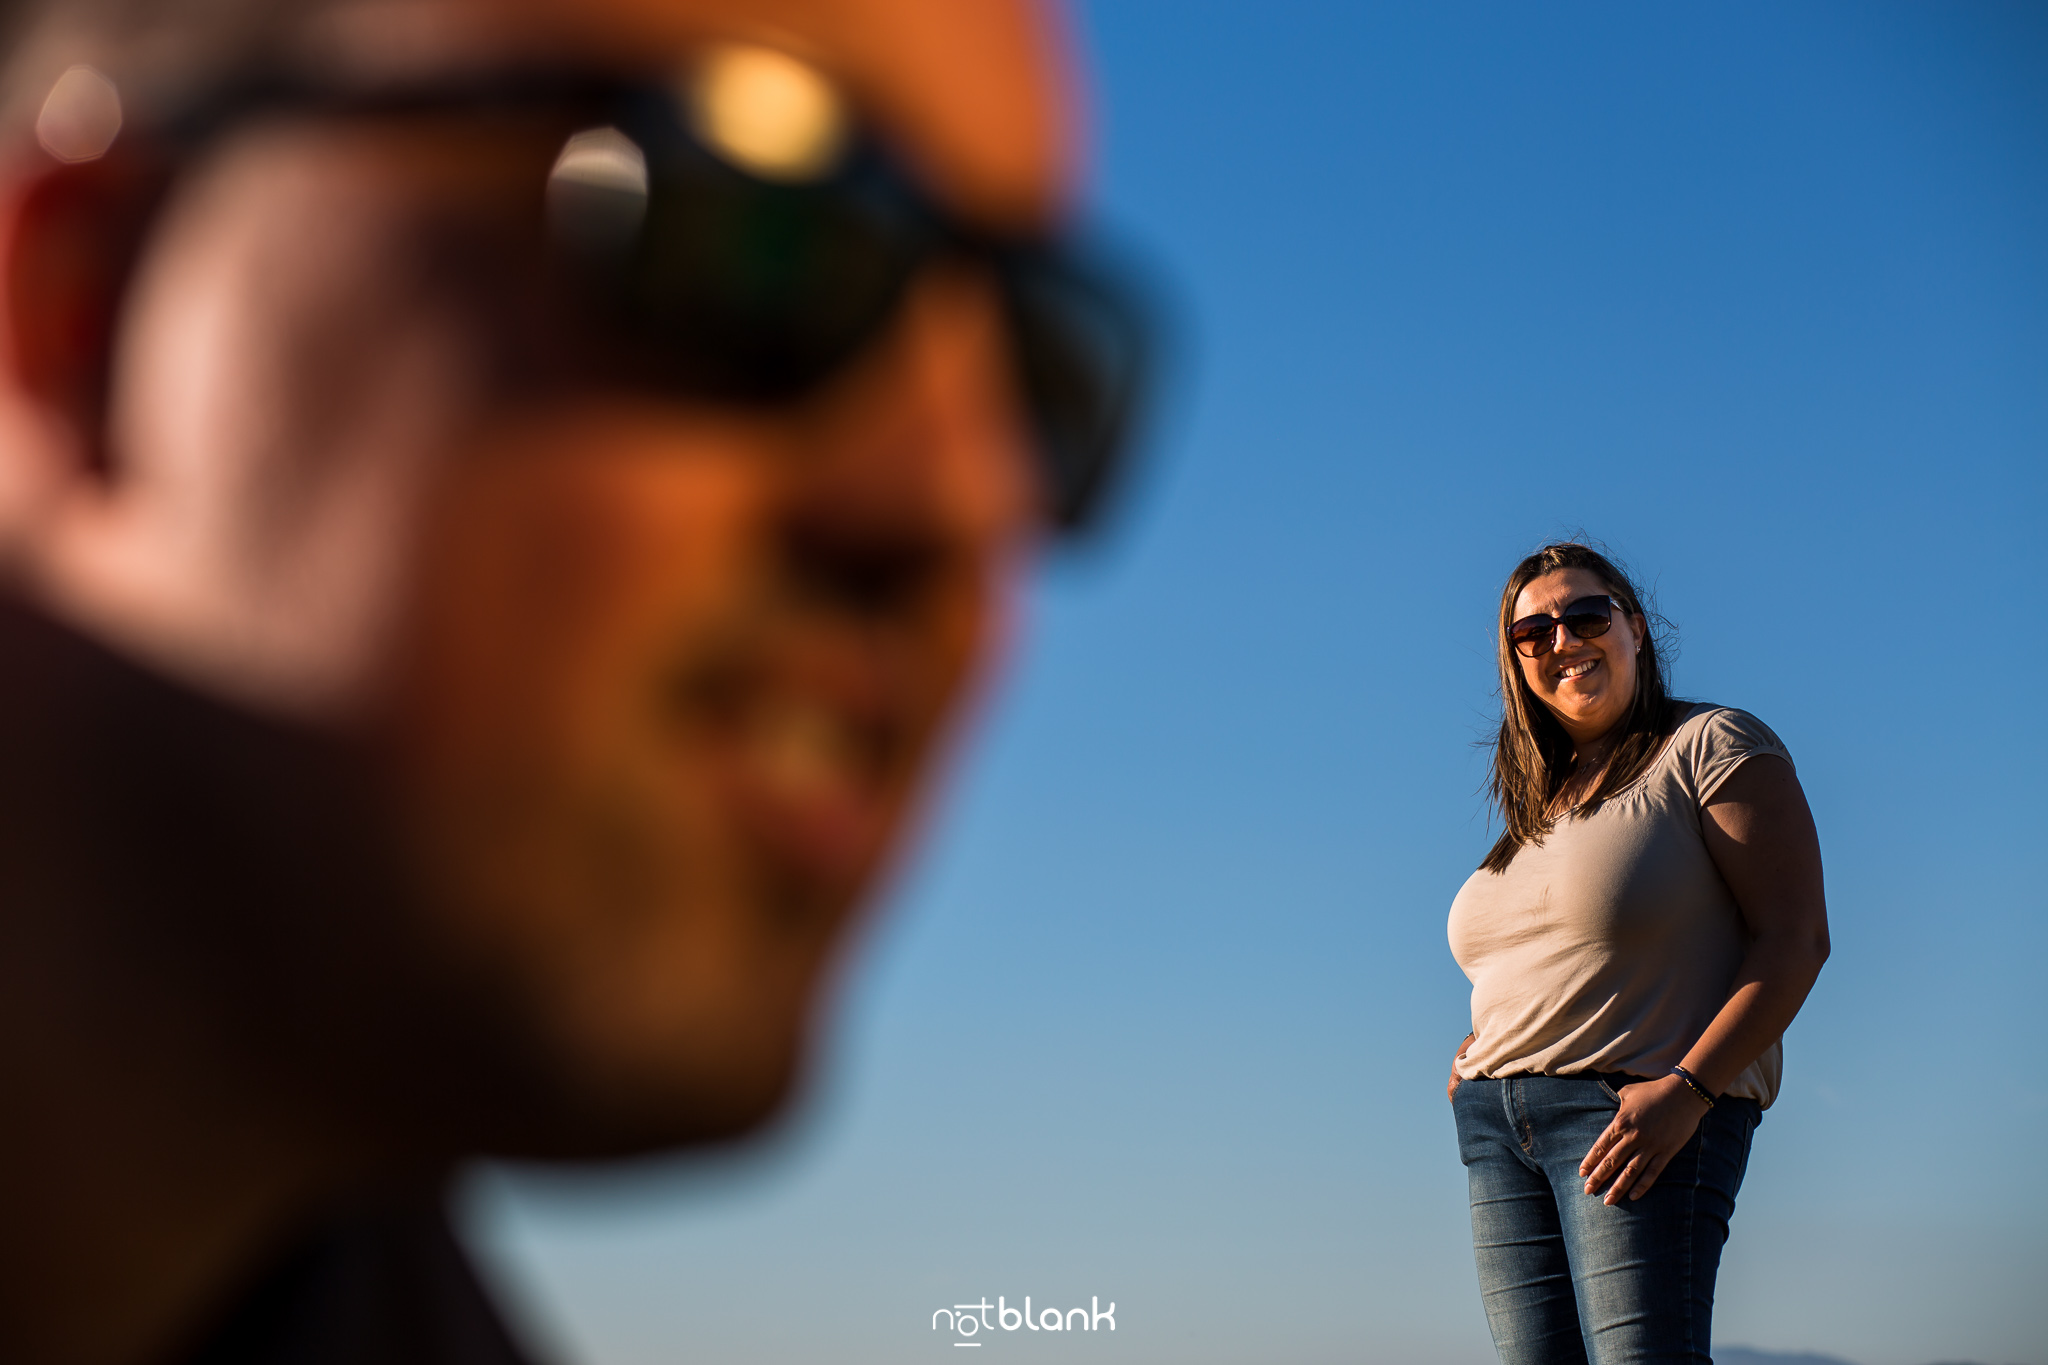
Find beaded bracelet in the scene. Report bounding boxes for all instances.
[1670,1065,1716,1108]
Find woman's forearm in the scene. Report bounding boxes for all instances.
[1678,931,1829,1096]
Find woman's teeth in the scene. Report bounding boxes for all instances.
[1558,659,1598,680]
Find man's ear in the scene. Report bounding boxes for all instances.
[3,149,168,477]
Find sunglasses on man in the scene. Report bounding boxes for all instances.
[57,45,1153,534]
[1506,595,1631,659]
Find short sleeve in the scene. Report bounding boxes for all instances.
[1680,706,1794,805]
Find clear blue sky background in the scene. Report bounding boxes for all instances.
[467,5,2048,1363]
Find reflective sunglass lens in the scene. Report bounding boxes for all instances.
[542,85,1150,535]
[1507,619,1554,657]
[571,154,925,400]
[1507,597,1615,657]
[1560,597,1613,640]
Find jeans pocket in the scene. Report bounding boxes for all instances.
[1595,1077,1623,1104]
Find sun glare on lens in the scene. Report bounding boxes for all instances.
[36,65,123,163]
[687,44,847,183]
[550,126,649,197]
[547,126,649,251]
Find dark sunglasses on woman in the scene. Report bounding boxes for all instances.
[1507,595,1628,658]
[65,45,1153,533]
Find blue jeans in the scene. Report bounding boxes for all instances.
[1452,1074,1761,1365]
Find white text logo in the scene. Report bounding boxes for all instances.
[932,1296,1116,1346]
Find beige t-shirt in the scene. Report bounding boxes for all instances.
[1447,704,1792,1107]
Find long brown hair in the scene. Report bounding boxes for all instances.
[1479,541,1684,874]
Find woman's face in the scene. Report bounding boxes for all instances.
[1511,568,1647,748]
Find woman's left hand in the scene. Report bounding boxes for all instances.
[1578,1075,1713,1205]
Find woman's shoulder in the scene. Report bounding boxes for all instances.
[1669,701,1783,743]
[1664,702,1794,801]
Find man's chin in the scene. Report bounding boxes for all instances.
[484,1033,811,1161]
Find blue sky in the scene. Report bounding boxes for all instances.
[468,5,2048,1363]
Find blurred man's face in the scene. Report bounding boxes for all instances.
[379,187,1035,1147]
[12,0,1076,1148]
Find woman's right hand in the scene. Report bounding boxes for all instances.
[1447,1033,1475,1103]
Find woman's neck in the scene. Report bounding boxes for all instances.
[1550,721,1627,812]
[1572,724,1626,773]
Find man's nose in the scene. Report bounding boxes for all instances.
[774,267,1034,613]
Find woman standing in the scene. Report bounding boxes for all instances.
[1447,542,1829,1365]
